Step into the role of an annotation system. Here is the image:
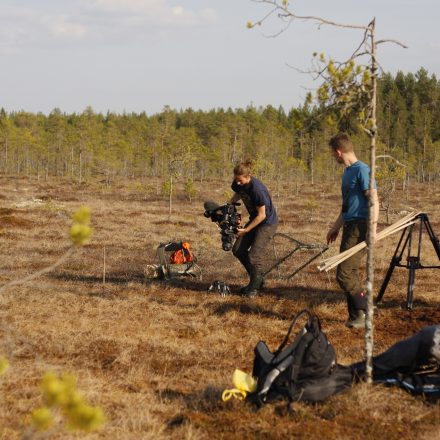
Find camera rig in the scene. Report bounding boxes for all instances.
[203,200,242,251]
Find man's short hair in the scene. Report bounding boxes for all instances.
[329,133,353,153]
[233,159,253,177]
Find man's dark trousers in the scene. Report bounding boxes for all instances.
[336,220,368,319]
[232,223,277,284]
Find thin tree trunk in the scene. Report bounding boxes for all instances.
[168,175,173,221]
[4,137,8,172]
[71,145,74,178]
[365,18,377,384]
[79,151,82,185]
[103,245,106,287]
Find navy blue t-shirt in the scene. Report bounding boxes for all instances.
[231,177,278,225]
[341,160,376,222]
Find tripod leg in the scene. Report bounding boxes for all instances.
[406,258,416,310]
[263,248,300,277]
[424,216,440,260]
[375,257,398,304]
[285,251,322,280]
[376,227,409,304]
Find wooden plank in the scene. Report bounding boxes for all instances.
[317,212,421,272]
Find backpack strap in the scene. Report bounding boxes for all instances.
[272,310,318,403]
[257,351,296,399]
[305,314,322,338]
[255,311,315,403]
[164,242,183,252]
[274,309,313,356]
[287,332,315,401]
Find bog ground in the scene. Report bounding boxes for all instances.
[0,175,439,440]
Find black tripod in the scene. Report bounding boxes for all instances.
[376,213,440,309]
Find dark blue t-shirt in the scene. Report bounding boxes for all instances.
[231,177,278,225]
[342,160,376,222]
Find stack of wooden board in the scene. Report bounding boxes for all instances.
[317,212,422,272]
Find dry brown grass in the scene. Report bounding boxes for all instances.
[0,175,439,439]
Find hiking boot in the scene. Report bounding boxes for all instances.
[240,266,263,296]
[240,278,265,294]
[345,310,366,329]
[239,284,250,294]
[244,289,258,298]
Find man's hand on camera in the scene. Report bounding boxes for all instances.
[236,227,248,237]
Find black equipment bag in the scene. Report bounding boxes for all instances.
[249,309,352,405]
[352,324,440,400]
[379,371,440,400]
[352,325,440,379]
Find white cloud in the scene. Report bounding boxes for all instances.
[172,6,184,17]
[0,7,89,54]
[48,17,88,39]
[86,0,165,15]
[0,0,217,53]
[200,8,217,21]
[82,0,217,27]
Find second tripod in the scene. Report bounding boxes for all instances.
[375,213,440,310]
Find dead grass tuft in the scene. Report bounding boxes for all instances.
[0,215,33,228]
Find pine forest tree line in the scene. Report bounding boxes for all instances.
[1,69,439,188]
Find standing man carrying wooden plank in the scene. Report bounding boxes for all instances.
[326,133,380,329]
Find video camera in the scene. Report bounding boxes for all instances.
[203,201,242,251]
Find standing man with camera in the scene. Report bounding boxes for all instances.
[230,160,278,297]
[326,133,379,329]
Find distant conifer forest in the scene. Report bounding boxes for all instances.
[1,69,439,187]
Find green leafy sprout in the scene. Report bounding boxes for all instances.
[69,206,92,246]
[31,372,105,433]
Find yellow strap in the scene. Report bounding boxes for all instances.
[222,388,247,402]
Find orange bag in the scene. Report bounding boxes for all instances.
[170,242,194,264]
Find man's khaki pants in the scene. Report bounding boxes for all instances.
[336,219,368,319]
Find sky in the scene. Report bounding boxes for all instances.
[0,0,439,115]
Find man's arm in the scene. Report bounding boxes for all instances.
[327,210,344,244]
[229,192,241,204]
[236,205,266,237]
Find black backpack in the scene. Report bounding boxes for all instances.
[249,309,352,405]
